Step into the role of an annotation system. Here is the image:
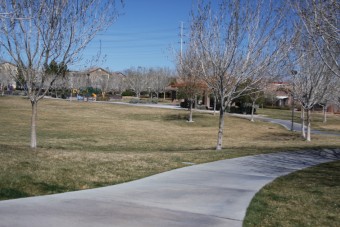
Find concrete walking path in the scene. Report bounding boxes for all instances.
[76,100,340,136]
[0,149,339,227]
[106,102,340,136]
[229,113,340,136]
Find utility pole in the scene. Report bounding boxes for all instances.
[179,21,184,64]
[291,70,297,131]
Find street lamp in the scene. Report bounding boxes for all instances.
[291,70,297,131]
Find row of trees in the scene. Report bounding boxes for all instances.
[124,66,174,99]
[0,0,338,150]
[42,66,174,100]
[177,0,339,149]
[289,0,339,141]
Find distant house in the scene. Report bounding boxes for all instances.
[265,82,292,107]
[67,67,125,95]
[327,104,340,113]
[265,82,340,114]
[0,62,18,93]
[167,78,211,106]
[84,68,111,88]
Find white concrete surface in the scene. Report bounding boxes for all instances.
[0,149,339,227]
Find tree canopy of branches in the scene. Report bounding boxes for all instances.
[292,0,339,78]
[190,0,289,150]
[177,42,205,122]
[291,38,334,141]
[125,67,149,98]
[148,67,173,100]
[288,0,339,141]
[125,66,173,99]
[0,0,123,148]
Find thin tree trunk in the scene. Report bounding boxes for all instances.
[194,95,197,109]
[306,108,311,141]
[250,101,255,122]
[213,95,216,116]
[188,99,193,122]
[216,106,225,150]
[323,105,327,123]
[30,101,38,149]
[301,108,306,139]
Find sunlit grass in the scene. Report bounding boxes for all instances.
[0,96,339,200]
[244,160,340,227]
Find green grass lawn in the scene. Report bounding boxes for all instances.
[244,160,340,227]
[0,96,339,226]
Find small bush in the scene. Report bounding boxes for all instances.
[110,95,122,100]
[96,96,110,101]
[264,105,291,110]
[180,99,196,108]
[129,98,158,104]
[129,98,147,104]
[151,99,158,104]
[122,90,135,96]
[12,90,26,96]
[229,104,256,114]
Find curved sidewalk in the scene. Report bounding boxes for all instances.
[229,113,340,136]
[0,149,339,227]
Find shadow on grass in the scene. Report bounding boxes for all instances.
[0,188,30,200]
[162,113,189,121]
[34,182,69,194]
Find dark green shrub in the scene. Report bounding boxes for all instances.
[151,99,158,104]
[122,90,135,96]
[180,99,195,108]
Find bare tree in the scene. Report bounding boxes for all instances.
[248,80,268,122]
[190,0,289,150]
[291,41,332,141]
[291,0,339,78]
[96,74,110,98]
[125,67,149,98]
[319,75,340,123]
[110,72,126,95]
[0,0,123,148]
[177,42,205,122]
[148,67,172,100]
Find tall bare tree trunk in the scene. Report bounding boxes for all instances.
[213,95,216,116]
[306,108,311,141]
[250,101,256,122]
[216,106,225,150]
[194,95,197,109]
[30,101,38,149]
[323,105,327,123]
[188,100,193,122]
[301,108,306,139]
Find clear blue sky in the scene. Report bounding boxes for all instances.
[72,0,194,72]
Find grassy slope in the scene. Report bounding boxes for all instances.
[244,160,340,227]
[0,96,339,201]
